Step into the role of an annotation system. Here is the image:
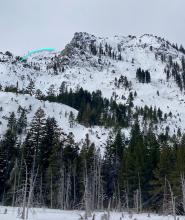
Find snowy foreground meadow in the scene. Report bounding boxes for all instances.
[0,207,184,220]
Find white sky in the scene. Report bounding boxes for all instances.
[0,0,184,55]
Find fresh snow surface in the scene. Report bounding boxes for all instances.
[0,32,185,145]
[0,206,184,220]
[0,91,109,151]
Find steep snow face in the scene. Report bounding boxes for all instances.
[0,32,182,92]
[0,91,109,149]
[0,32,185,139]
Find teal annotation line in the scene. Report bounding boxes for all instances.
[20,48,55,62]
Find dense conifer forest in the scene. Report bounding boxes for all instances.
[0,85,184,216]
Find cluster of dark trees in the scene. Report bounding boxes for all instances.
[134,105,168,125]
[0,82,168,130]
[44,87,132,128]
[0,107,185,215]
[0,86,183,216]
[172,44,185,55]
[136,68,151,83]
[114,75,132,89]
[90,42,122,61]
[42,85,167,128]
[164,55,185,91]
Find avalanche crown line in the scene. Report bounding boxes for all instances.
[20,48,55,62]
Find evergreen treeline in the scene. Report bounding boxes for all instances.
[42,86,166,128]
[0,109,184,215]
[0,83,168,130]
[44,87,132,127]
[164,55,185,91]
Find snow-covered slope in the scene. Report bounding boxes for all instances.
[0,32,185,142]
[0,91,109,148]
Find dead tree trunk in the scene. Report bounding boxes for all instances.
[134,189,139,213]
[39,173,43,206]
[26,167,39,219]
[107,199,111,220]
[12,159,18,207]
[65,169,71,209]
[138,173,142,213]
[73,164,76,208]
[21,161,28,220]
[163,177,168,215]
[50,169,53,209]
[166,178,176,220]
[97,154,102,210]
[180,173,185,212]
[84,160,91,219]
[58,163,65,209]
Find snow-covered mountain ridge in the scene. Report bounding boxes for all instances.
[0,32,185,144]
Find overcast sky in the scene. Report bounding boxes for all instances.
[0,0,184,55]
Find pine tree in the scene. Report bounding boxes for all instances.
[143,129,160,205]
[62,132,79,208]
[145,70,151,83]
[26,80,35,95]
[59,82,66,95]
[8,112,17,134]
[17,109,27,134]
[103,130,125,204]
[35,89,44,100]
[0,128,17,200]
[42,117,61,207]
[123,122,147,207]
[69,111,75,128]
[47,84,56,98]
[152,145,176,210]
[40,117,61,171]
[24,107,46,177]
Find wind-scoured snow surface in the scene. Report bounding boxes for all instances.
[0,32,185,144]
[0,207,184,220]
